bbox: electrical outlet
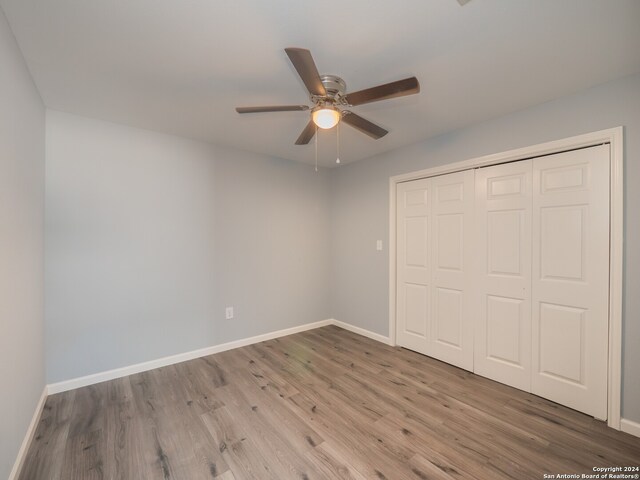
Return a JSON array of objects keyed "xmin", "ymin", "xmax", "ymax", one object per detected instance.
[{"xmin": 225, "ymin": 306, "xmax": 234, "ymax": 320}]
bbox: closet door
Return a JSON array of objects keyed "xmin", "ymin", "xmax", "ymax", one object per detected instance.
[
  {"xmin": 429, "ymin": 170, "xmax": 475, "ymax": 370},
  {"xmin": 396, "ymin": 171, "xmax": 474, "ymax": 371},
  {"xmin": 531, "ymin": 145, "xmax": 610, "ymax": 419},
  {"xmin": 474, "ymin": 161, "xmax": 533, "ymax": 390},
  {"xmin": 396, "ymin": 178, "xmax": 432, "ymax": 354}
]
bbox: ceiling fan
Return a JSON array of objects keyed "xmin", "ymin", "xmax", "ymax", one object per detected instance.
[{"xmin": 235, "ymin": 48, "xmax": 420, "ymax": 145}]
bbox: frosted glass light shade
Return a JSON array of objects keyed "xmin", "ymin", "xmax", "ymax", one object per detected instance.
[{"xmin": 312, "ymin": 107, "xmax": 340, "ymax": 129}]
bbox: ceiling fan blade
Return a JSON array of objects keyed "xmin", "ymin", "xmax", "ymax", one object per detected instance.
[
  {"xmin": 345, "ymin": 77, "xmax": 420, "ymax": 106},
  {"xmin": 236, "ymin": 105, "xmax": 309, "ymax": 114},
  {"xmin": 295, "ymin": 120, "xmax": 317, "ymax": 145},
  {"xmin": 341, "ymin": 112, "xmax": 388, "ymax": 139},
  {"xmin": 285, "ymin": 48, "xmax": 327, "ymax": 97}
]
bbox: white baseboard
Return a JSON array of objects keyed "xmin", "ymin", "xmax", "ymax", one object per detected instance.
[
  {"xmin": 332, "ymin": 319, "xmax": 393, "ymax": 345},
  {"xmin": 47, "ymin": 318, "xmax": 393, "ymax": 395},
  {"xmin": 8, "ymin": 386, "xmax": 48, "ymax": 480},
  {"xmin": 620, "ymin": 418, "xmax": 640, "ymax": 438},
  {"xmin": 47, "ymin": 319, "xmax": 334, "ymax": 394}
]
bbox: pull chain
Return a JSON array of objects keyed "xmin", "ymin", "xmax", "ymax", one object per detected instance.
[
  {"xmin": 314, "ymin": 125, "xmax": 318, "ymax": 172},
  {"xmin": 336, "ymin": 122, "xmax": 341, "ymax": 164}
]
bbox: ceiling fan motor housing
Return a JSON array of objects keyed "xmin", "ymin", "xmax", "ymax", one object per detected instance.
[{"xmin": 319, "ymin": 75, "xmax": 346, "ymax": 99}]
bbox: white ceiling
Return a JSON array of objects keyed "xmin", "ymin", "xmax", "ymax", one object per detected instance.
[{"xmin": 2, "ymin": 0, "xmax": 639, "ymax": 167}]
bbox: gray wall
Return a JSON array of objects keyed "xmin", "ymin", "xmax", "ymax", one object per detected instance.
[
  {"xmin": 45, "ymin": 111, "xmax": 331, "ymax": 383},
  {"xmin": 0, "ymin": 6, "xmax": 45, "ymax": 479},
  {"xmin": 329, "ymin": 72, "xmax": 640, "ymax": 422}
]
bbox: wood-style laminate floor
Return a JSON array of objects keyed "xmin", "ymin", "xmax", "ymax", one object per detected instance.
[{"xmin": 20, "ymin": 325, "xmax": 640, "ymax": 480}]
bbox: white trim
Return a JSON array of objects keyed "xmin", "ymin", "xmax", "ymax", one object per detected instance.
[
  {"xmin": 8, "ymin": 386, "xmax": 48, "ymax": 480},
  {"xmin": 388, "ymin": 127, "xmax": 624, "ymax": 429},
  {"xmin": 46, "ymin": 318, "xmax": 396, "ymax": 395},
  {"xmin": 332, "ymin": 319, "xmax": 393, "ymax": 345},
  {"xmin": 390, "ymin": 128, "xmax": 621, "ymax": 184},
  {"xmin": 620, "ymin": 419, "xmax": 640, "ymax": 439},
  {"xmin": 607, "ymin": 127, "xmax": 624, "ymax": 430},
  {"xmin": 389, "ymin": 177, "xmax": 397, "ymax": 346},
  {"xmin": 48, "ymin": 319, "xmax": 333, "ymax": 394}
]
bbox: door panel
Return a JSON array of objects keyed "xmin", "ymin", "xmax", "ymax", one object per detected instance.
[
  {"xmin": 430, "ymin": 170, "xmax": 474, "ymax": 369},
  {"xmin": 487, "ymin": 210, "xmax": 523, "ymax": 276},
  {"xmin": 486, "ymin": 295, "xmax": 524, "ymax": 367},
  {"xmin": 436, "ymin": 214, "xmax": 463, "ymax": 270},
  {"xmin": 396, "ymin": 178, "xmax": 431, "ymax": 353},
  {"xmin": 404, "ymin": 283, "xmax": 429, "ymax": 336},
  {"xmin": 396, "ymin": 170, "xmax": 474, "ymax": 370},
  {"xmin": 474, "ymin": 161, "xmax": 532, "ymax": 391},
  {"xmin": 434, "ymin": 287, "xmax": 462, "ymax": 348},
  {"xmin": 538, "ymin": 302, "xmax": 585, "ymax": 384},
  {"xmin": 540, "ymin": 206, "xmax": 586, "ymax": 281},
  {"xmin": 532, "ymin": 145, "xmax": 610, "ymax": 419},
  {"xmin": 405, "ymin": 217, "xmax": 428, "ymax": 268}
]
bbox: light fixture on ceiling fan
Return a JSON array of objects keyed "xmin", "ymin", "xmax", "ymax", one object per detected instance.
[
  {"xmin": 312, "ymin": 105, "xmax": 340, "ymax": 129},
  {"xmin": 235, "ymin": 48, "xmax": 420, "ymax": 144}
]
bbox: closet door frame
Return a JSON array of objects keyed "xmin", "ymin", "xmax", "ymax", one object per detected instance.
[{"xmin": 389, "ymin": 127, "xmax": 623, "ymax": 430}]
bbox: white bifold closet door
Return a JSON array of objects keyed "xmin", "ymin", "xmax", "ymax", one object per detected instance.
[
  {"xmin": 474, "ymin": 144, "xmax": 609, "ymax": 418},
  {"xmin": 396, "ymin": 170, "xmax": 474, "ymax": 371},
  {"xmin": 474, "ymin": 160, "xmax": 533, "ymax": 391},
  {"xmin": 397, "ymin": 144, "xmax": 610, "ymax": 419},
  {"xmin": 531, "ymin": 145, "xmax": 610, "ymax": 419}
]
